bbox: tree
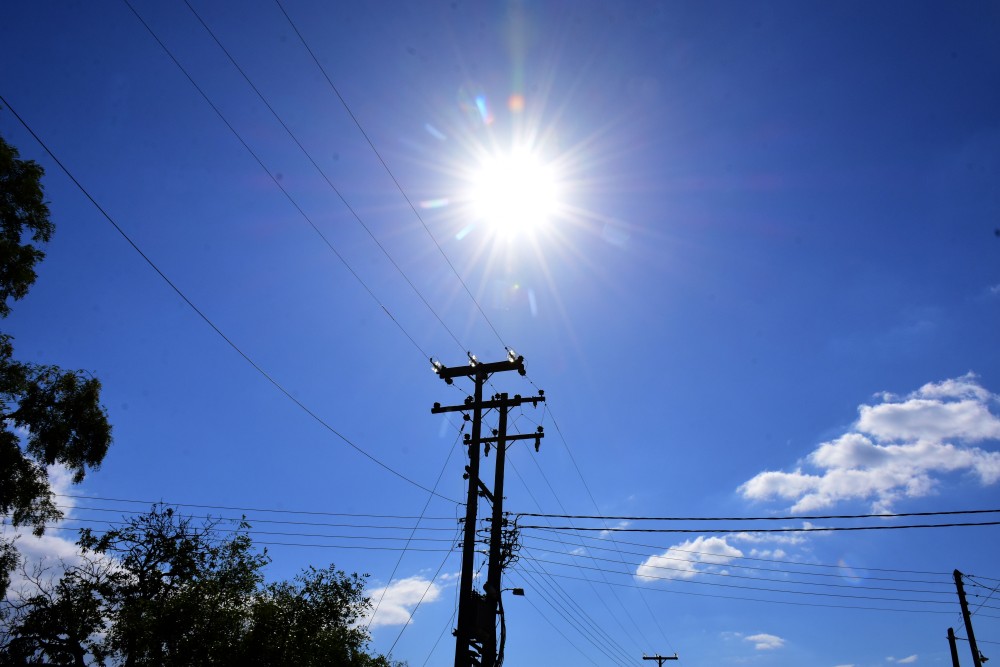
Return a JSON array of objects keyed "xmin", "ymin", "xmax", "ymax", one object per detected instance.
[
  {"xmin": 0, "ymin": 129, "xmax": 112, "ymax": 597},
  {"xmin": 1, "ymin": 505, "xmax": 404, "ymax": 666}
]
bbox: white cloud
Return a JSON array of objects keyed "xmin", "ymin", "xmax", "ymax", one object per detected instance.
[
  {"xmin": 363, "ymin": 575, "xmax": 447, "ymax": 628},
  {"xmin": 888, "ymin": 656, "xmax": 918, "ymax": 664},
  {"xmin": 739, "ymin": 374, "xmax": 1000, "ymax": 511},
  {"xmin": 4, "ymin": 465, "xmax": 92, "ymax": 598},
  {"xmin": 833, "ymin": 664, "xmax": 855, "ymax": 667},
  {"xmin": 635, "ymin": 536, "xmax": 742, "ymax": 582},
  {"xmin": 599, "ymin": 520, "xmax": 631, "ymax": 538},
  {"xmin": 745, "ymin": 633, "xmax": 785, "ymax": 650}
]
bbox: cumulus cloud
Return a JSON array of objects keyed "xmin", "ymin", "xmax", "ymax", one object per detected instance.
[
  {"xmin": 3, "ymin": 465, "xmax": 93, "ymax": 598},
  {"xmin": 739, "ymin": 374, "xmax": 1000, "ymax": 511},
  {"xmin": 363, "ymin": 575, "xmax": 447, "ymax": 628},
  {"xmin": 635, "ymin": 536, "xmax": 742, "ymax": 582},
  {"xmin": 745, "ymin": 633, "xmax": 785, "ymax": 650}
]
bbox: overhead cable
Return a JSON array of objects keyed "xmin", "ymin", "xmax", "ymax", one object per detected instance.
[{"xmin": 0, "ymin": 93, "xmax": 457, "ymax": 506}]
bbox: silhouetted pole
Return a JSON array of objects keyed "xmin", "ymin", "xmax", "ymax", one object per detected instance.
[
  {"xmin": 432, "ymin": 352, "xmax": 541, "ymax": 667},
  {"xmin": 954, "ymin": 570, "xmax": 982, "ymax": 667},
  {"xmin": 948, "ymin": 627, "xmax": 961, "ymax": 667},
  {"xmin": 643, "ymin": 654, "xmax": 679, "ymax": 666}
]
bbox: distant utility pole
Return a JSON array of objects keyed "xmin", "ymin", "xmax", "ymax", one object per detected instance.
[
  {"xmin": 954, "ymin": 570, "xmax": 983, "ymax": 667},
  {"xmin": 643, "ymin": 654, "xmax": 679, "ymax": 665},
  {"xmin": 432, "ymin": 351, "xmax": 544, "ymax": 667}
]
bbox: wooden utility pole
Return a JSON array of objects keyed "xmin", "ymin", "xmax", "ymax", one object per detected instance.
[
  {"xmin": 432, "ymin": 352, "xmax": 543, "ymax": 667},
  {"xmin": 643, "ymin": 654, "xmax": 679, "ymax": 666},
  {"xmin": 954, "ymin": 570, "xmax": 983, "ymax": 667},
  {"xmin": 948, "ymin": 627, "xmax": 961, "ymax": 667}
]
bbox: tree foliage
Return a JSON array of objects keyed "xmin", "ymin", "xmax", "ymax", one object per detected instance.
[
  {"xmin": 1, "ymin": 506, "xmax": 403, "ymax": 666},
  {"xmin": 0, "ymin": 130, "xmax": 112, "ymax": 597}
]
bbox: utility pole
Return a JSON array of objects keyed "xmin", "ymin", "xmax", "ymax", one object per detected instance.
[
  {"xmin": 954, "ymin": 570, "xmax": 983, "ymax": 667},
  {"xmin": 948, "ymin": 627, "xmax": 961, "ymax": 667},
  {"xmin": 432, "ymin": 351, "xmax": 544, "ymax": 667},
  {"xmin": 643, "ymin": 654, "xmax": 679, "ymax": 666}
]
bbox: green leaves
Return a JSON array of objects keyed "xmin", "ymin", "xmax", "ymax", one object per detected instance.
[
  {"xmin": 0, "ymin": 134, "xmax": 53, "ymax": 318},
  {"xmin": 3, "ymin": 506, "xmax": 402, "ymax": 666},
  {"xmin": 0, "ymin": 132, "xmax": 112, "ymax": 598}
]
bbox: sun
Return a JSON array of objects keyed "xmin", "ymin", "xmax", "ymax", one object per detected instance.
[{"xmin": 470, "ymin": 149, "xmax": 559, "ymax": 236}]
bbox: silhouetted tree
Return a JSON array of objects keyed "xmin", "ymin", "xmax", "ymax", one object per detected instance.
[
  {"xmin": 0, "ymin": 129, "xmax": 113, "ymax": 597},
  {"xmin": 1, "ymin": 505, "xmax": 404, "ymax": 666}
]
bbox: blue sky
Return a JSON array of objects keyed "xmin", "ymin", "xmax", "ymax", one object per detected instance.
[{"xmin": 2, "ymin": 1, "xmax": 999, "ymax": 665}]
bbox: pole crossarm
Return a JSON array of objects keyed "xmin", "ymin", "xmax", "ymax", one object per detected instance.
[
  {"xmin": 432, "ymin": 393, "xmax": 544, "ymax": 414},
  {"xmin": 478, "ymin": 429, "xmax": 543, "ymax": 445},
  {"xmin": 431, "ymin": 353, "xmax": 526, "ymax": 383},
  {"xmin": 643, "ymin": 654, "xmax": 679, "ymax": 665}
]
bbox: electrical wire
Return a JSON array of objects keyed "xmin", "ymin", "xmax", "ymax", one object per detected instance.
[
  {"xmin": 510, "ymin": 573, "xmax": 601, "ymax": 667},
  {"xmin": 506, "ymin": 456, "xmax": 651, "ymax": 656},
  {"xmin": 274, "ymin": 0, "xmax": 508, "ymax": 350},
  {"xmin": 528, "ymin": 530, "xmax": 958, "ymax": 577},
  {"xmin": 365, "ymin": 424, "xmax": 463, "ymax": 632},
  {"xmin": 520, "ymin": 520, "xmax": 1000, "ymax": 533},
  {"xmin": 516, "ymin": 508, "xmax": 1000, "ymax": 522},
  {"xmin": 520, "ymin": 555, "xmax": 995, "ymax": 610},
  {"xmin": 183, "ymin": 0, "xmax": 468, "ymax": 357},
  {"xmin": 54, "ymin": 494, "xmax": 455, "ymax": 521},
  {"xmin": 530, "ymin": 399, "xmax": 677, "ymax": 653},
  {"xmin": 530, "ymin": 567, "xmax": 977, "ymax": 617},
  {"xmin": 518, "ymin": 549, "xmax": 642, "ymax": 662},
  {"xmin": 0, "ymin": 93, "xmax": 458, "ymax": 506},
  {"xmin": 522, "ymin": 544, "xmax": 955, "ymax": 596},
  {"xmin": 522, "ymin": 533, "xmax": 955, "ymax": 586},
  {"xmin": 5, "ymin": 519, "xmax": 457, "ymax": 545},
  {"xmin": 421, "ymin": 607, "xmax": 457, "ymax": 667},
  {"xmin": 4, "ymin": 523, "xmax": 452, "ymax": 553},
  {"xmin": 54, "ymin": 504, "xmax": 458, "ymax": 529},
  {"xmin": 514, "ymin": 563, "xmax": 631, "ymax": 667},
  {"xmin": 121, "ymin": 0, "xmax": 436, "ymax": 362},
  {"xmin": 387, "ymin": 539, "xmax": 459, "ymax": 655}
]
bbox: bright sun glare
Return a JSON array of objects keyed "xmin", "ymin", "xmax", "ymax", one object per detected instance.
[{"xmin": 470, "ymin": 150, "xmax": 558, "ymax": 235}]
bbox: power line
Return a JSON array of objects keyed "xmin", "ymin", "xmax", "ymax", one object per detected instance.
[
  {"xmin": 516, "ymin": 508, "xmax": 1000, "ymax": 522},
  {"xmin": 522, "ymin": 544, "xmax": 955, "ymax": 596},
  {"xmin": 56, "ymin": 504, "xmax": 458, "ymax": 529},
  {"xmin": 274, "ymin": 0, "xmax": 508, "ymax": 350},
  {"xmin": 530, "ymin": 530, "xmax": 958, "ymax": 577},
  {"xmin": 6, "ymin": 519, "xmax": 458, "ymax": 545},
  {"xmin": 366, "ymin": 426, "xmax": 462, "ymax": 632},
  {"xmin": 421, "ymin": 607, "xmax": 458, "ymax": 667},
  {"xmin": 5, "ymin": 525, "xmax": 453, "ymax": 553},
  {"xmin": 523, "ymin": 533, "xmax": 954, "ymax": 586},
  {"xmin": 514, "ymin": 563, "xmax": 632, "ymax": 667},
  {"xmin": 531, "ymin": 399, "xmax": 677, "ymax": 653},
  {"xmin": 527, "ymin": 567, "xmax": 978, "ymax": 617},
  {"xmin": 506, "ymin": 454, "xmax": 653, "ymax": 656},
  {"xmin": 521, "ymin": 555, "xmax": 982, "ymax": 609},
  {"xmin": 182, "ymin": 0, "xmax": 468, "ymax": 356},
  {"xmin": 0, "ymin": 93, "xmax": 458, "ymax": 506},
  {"xmin": 518, "ymin": 549, "xmax": 637, "ymax": 662},
  {"xmin": 121, "ymin": 0, "xmax": 435, "ymax": 361},
  {"xmin": 387, "ymin": 533, "xmax": 460, "ymax": 655},
  {"xmin": 521, "ymin": 520, "xmax": 1000, "ymax": 533},
  {"xmin": 510, "ymin": 574, "xmax": 601, "ymax": 667},
  {"xmin": 54, "ymin": 494, "xmax": 454, "ymax": 520}
]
